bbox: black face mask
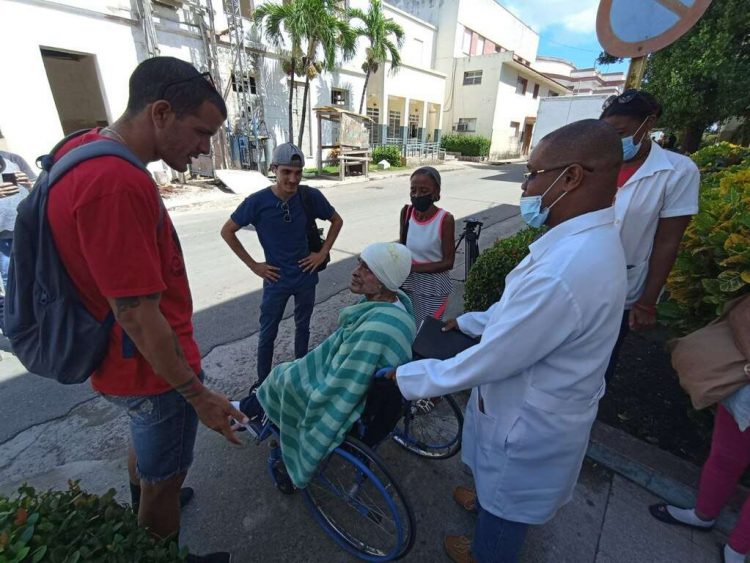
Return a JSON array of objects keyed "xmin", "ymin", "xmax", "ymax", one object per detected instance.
[{"xmin": 411, "ymin": 194, "xmax": 433, "ymax": 212}]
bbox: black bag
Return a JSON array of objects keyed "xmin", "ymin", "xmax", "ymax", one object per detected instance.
[
  {"xmin": 5, "ymin": 130, "xmax": 156, "ymax": 384},
  {"xmin": 412, "ymin": 316, "xmax": 480, "ymax": 360},
  {"xmin": 298, "ymin": 185, "xmax": 330, "ymax": 272}
]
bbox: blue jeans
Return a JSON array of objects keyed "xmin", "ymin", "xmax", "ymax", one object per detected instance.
[
  {"xmin": 471, "ymin": 501, "xmax": 528, "ymax": 563},
  {"xmin": 101, "ymin": 372, "xmax": 203, "ymax": 483},
  {"xmin": 257, "ymin": 284, "xmax": 316, "ymax": 382}
]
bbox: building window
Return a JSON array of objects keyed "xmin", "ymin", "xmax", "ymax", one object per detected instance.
[
  {"xmin": 510, "ymin": 121, "xmax": 520, "ymax": 137},
  {"xmin": 331, "ymin": 88, "xmax": 349, "ymax": 108},
  {"xmin": 231, "ymin": 72, "xmax": 257, "ymax": 94},
  {"xmin": 532, "ymin": 84, "xmax": 540, "ymax": 99},
  {"xmin": 388, "ymin": 110, "xmax": 401, "ymax": 139},
  {"xmin": 515, "ymin": 76, "xmax": 528, "ymax": 95},
  {"xmin": 463, "ymin": 70, "xmax": 483, "ymax": 85},
  {"xmin": 495, "ymin": 44, "xmax": 506, "ymax": 53},
  {"xmin": 475, "ymin": 36, "xmax": 485, "ymax": 55},
  {"xmin": 462, "ymin": 27, "xmax": 472, "ymax": 55},
  {"xmin": 456, "ymin": 118, "xmax": 477, "ymax": 133}
]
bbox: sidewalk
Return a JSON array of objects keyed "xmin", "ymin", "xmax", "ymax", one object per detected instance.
[
  {"xmin": 0, "ymin": 197, "xmax": 729, "ymax": 562},
  {"xmin": 160, "ymin": 160, "xmax": 478, "ymax": 212}
]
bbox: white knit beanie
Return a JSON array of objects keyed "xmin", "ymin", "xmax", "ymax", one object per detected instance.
[{"xmin": 360, "ymin": 242, "xmax": 412, "ymax": 291}]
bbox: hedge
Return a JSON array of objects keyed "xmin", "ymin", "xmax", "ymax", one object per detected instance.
[
  {"xmin": 660, "ymin": 143, "xmax": 750, "ymax": 334},
  {"xmin": 440, "ymin": 134, "xmax": 491, "ymax": 157},
  {"xmin": 464, "ymin": 227, "xmax": 543, "ymax": 312},
  {"xmin": 372, "ymin": 145, "xmax": 401, "ymax": 167},
  {"xmin": 0, "ymin": 482, "xmax": 186, "ymax": 562}
]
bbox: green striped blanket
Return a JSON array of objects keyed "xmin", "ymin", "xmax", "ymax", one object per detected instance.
[{"xmin": 256, "ymin": 291, "xmax": 416, "ymax": 488}]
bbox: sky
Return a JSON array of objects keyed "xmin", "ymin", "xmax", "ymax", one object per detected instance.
[{"xmin": 496, "ymin": 0, "xmax": 629, "ymax": 73}]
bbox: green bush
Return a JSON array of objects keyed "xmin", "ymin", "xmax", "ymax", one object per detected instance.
[
  {"xmin": 440, "ymin": 134, "xmax": 491, "ymax": 157},
  {"xmin": 659, "ymin": 146, "xmax": 750, "ymax": 334},
  {"xmin": 464, "ymin": 227, "xmax": 543, "ymax": 312},
  {"xmin": 0, "ymin": 482, "xmax": 186, "ymax": 562},
  {"xmin": 372, "ymin": 145, "xmax": 402, "ymax": 167},
  {"xmin": 689, "ymin": 142, "xmax": 750, "ymax": 173}
]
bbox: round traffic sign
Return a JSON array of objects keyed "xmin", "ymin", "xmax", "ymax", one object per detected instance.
[{"xmin": 597, "ymin": 0, "xmax": 713, "ymax": 58}]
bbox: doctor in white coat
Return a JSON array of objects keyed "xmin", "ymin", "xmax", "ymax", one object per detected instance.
[{"xmin": 384, "ymin": 120, "xmax": 628, "ymax": 563}]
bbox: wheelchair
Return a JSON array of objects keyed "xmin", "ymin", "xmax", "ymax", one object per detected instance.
[{"xmin": 252, "ymin": 373, "xmax": 464, "ymax": 561}]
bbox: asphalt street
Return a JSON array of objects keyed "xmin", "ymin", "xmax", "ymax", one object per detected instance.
[{"xmin": 0, "ymin": 162, "xmax": 524, "ymax": 448}]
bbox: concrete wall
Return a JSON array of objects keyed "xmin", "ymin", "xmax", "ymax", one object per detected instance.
[
  {"xmin": 0, "ymin": 0, "xmax": 141, "ymax": 165},
  {"xmin": 489, "ymin": 63, "xmax": 567, "ymax": 158},
  {"xmin": 535, "ymin": 57, "xmax": 576, "ymax": 77},
  {"xmin": 455, "ymin": 0, "xmax": 538, "ymax": 62},
  {"xmin": 443, "ymin": 54, "xmax": 505, "ymax": 139},
  {"xmin": 41, "ymin": 53, "xmax": 110, "ymax": 134}
]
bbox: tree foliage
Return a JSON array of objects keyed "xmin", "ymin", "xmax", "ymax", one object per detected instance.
[
  {"xmin": 597, "ymin": 0, "xmax": 749, "ymax": 152},
  {"xmin": 253, "ymin": 0, "xmax": 357, "ymax": 145},
  {"xmin": 349, "ymin": 0, "xmax": 405, "ymax": 114}
]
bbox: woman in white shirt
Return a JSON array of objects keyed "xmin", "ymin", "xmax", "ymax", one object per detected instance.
[
  {"xmin": 399, "ymin": 166, "xmax": 456, "ymax": 327},
  {"xmin": 600, "ymin": 90, "xmax": 700, "ymax": 382}
]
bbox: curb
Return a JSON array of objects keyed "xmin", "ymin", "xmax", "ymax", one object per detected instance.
[{"xmin": 587, "ymin": 421, "xmax": 743, "ymax": 535}]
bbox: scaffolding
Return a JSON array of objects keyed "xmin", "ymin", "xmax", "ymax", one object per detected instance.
[{"xmin": 136, "ymin": 0, "xmax": 267, "ymax": 174}]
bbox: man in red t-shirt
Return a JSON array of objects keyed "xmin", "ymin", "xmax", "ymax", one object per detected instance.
[{"xmin": 47, "ymin": 57, "xmax": 246, "ymax": 562}]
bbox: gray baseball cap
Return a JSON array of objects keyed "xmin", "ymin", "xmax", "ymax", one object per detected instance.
[{"xmin": 271, "ymin": 142, "xmax": 305, "ymax": 167}]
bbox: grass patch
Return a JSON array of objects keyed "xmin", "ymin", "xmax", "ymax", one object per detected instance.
[{"xmin": 302, "ymin": 163, "xmax": 410, "ymax": 178}]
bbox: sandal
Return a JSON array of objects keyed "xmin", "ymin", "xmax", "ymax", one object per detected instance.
[{"xmin": 648, "ymin": 503, "xmax": 715, "ymax": 532}]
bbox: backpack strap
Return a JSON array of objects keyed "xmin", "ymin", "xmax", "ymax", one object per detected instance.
[
  {"xmin": 400, "ymin": 205, "xmax": 413, "ymax": 244},
  {"xmin": 47, "ymin": 140, "xmax": 149, "ymax": 186},
  {"xmin": 298, "ymin": 185, "xmax": 315, "ymax": 230},
  {"xmin": 37, "ymin": 128, "xmax": 94, "ymax": 172},
  {"xmin": 45, "ymin": 139, "xmax": 161, "ymax": 359}
]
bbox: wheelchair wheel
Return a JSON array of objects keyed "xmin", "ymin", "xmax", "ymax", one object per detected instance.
[
  {"xmin": 392, "ymin": 394, "xmax": 463, "ymax": 459},
  {"xmin": 302, "ymin": 437, "xmax": 416, "ymax": 561}
]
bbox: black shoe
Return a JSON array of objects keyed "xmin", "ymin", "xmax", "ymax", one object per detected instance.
[
  {"xmin": 186, "ymin": 552, "xmax": 232, "ymax": 563},
  {"xmin": 179, "ymin": 486, "xmax": 194, "ymax": 509}
]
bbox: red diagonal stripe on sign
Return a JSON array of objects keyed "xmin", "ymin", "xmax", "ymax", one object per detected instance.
[{"xmin": 655, "ymin": 0, "xmax": 690, "ymax": 17}]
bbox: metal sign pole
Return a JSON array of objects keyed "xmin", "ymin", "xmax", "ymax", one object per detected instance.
[{"xmin": 625, "ymin": 56, "xmax": 648, "ymax": 89}]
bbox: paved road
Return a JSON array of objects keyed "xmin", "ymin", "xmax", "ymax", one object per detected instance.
[
  {"xmin": 0, "ymin": 163, "xmax": 525, "ymax": 445},
  {"xmin": 0, "ymin": 162, "xmax": 722, "ymax": 562}
]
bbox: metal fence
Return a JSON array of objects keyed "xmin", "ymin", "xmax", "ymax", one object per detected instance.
[{"xmin": 372, "ymin": 139, "xmax": 445, "ymax": 161}]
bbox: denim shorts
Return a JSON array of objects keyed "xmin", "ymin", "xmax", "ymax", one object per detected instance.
[{"xmin": 103, "ymin": 372, "xmax": 203, "ymax": 483}]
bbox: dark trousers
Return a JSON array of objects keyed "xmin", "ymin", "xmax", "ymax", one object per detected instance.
[
  {"xmin": 471, "ymin": 500, "xmax": 529, "ymax": 562},
  {"xmin": 257, "ymin": 284, "xmax": 316, "ymax": 382},
  {"xmin": 604, "ymin": 310, "xmax": 631, "ymax": 384}
]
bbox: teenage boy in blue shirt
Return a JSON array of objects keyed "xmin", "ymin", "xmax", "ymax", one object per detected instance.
[{"xmin": 221, "ymin": 143, "xmax": 343, "ymax": 384}]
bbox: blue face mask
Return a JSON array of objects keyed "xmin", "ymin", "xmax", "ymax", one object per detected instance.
[
  {"xmin": 519, "ymin": 167, "xmax": 569, "ymax": 228},
  {"xmin": 621, "ymin": 116, "xmax": 651, "ymax": 161}
]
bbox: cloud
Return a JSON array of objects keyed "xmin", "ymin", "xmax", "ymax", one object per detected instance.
[{"xmin": 500, "ymin": 0, "xmax": 599, "ymax": 35}]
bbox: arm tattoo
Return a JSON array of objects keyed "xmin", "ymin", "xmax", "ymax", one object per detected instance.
[
  {"xmin": 114, "ymin": 293, "xmax": 160, "ymax": 316},
  {"xmin": 175, "ymin": 376, "xmax": 204, "ymax": 400}
]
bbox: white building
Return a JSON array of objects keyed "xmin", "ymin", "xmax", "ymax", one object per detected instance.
[
  {"xmin": 388, "ymin": 0, "xmax": 569, "ymax": 159},
  {"xmin": 0, "ymin": 0, "xmax": 445, "ymax": 172},
  {"xmin": 534, "ymin": 56, "xmax": 625, "ymax": 96}
]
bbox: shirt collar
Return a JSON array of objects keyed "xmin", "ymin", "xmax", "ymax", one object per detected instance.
[
  {"xmin": 622, "ymin": 142, "xmax": 674, "ymax": 187},
  {"xmin": 529, "ymin": 207, "xmax": 615, "ymax": 260}
]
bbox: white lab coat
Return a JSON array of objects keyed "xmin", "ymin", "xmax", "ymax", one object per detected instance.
[
  {"xmin": 396, "ymin": 208, "xmax": 627, "ymax": 525},
  {"xmin": 614, "ymin": 142, "xmax": 699, "ymax": 307}
]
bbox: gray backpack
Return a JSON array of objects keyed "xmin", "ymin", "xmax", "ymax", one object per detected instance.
[{"xmin": 4, "ymin": 131, "xmax": 154, "ymax": 384}]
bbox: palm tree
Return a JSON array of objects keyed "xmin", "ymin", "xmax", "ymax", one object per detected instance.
[
  {"xmin": 253, "ymin": 1, "xmax": 310, "ymax": 143},
  {"xmin": 349, "ymin": 0, "xmax": 405, "ymax": 115},
  {"xmin": 296, "ymin": 0, "xmax": 357, "ymax": 147}
]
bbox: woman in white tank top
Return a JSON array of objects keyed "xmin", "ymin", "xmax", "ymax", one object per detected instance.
[{"xmin": 399, "ymin": 167, "xmax": 455, "ymax": 328}]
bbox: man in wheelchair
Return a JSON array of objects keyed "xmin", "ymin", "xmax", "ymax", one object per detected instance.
[{"xmin": 233, "ymin": 242, "xmax": 417, "ymax": 489}]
